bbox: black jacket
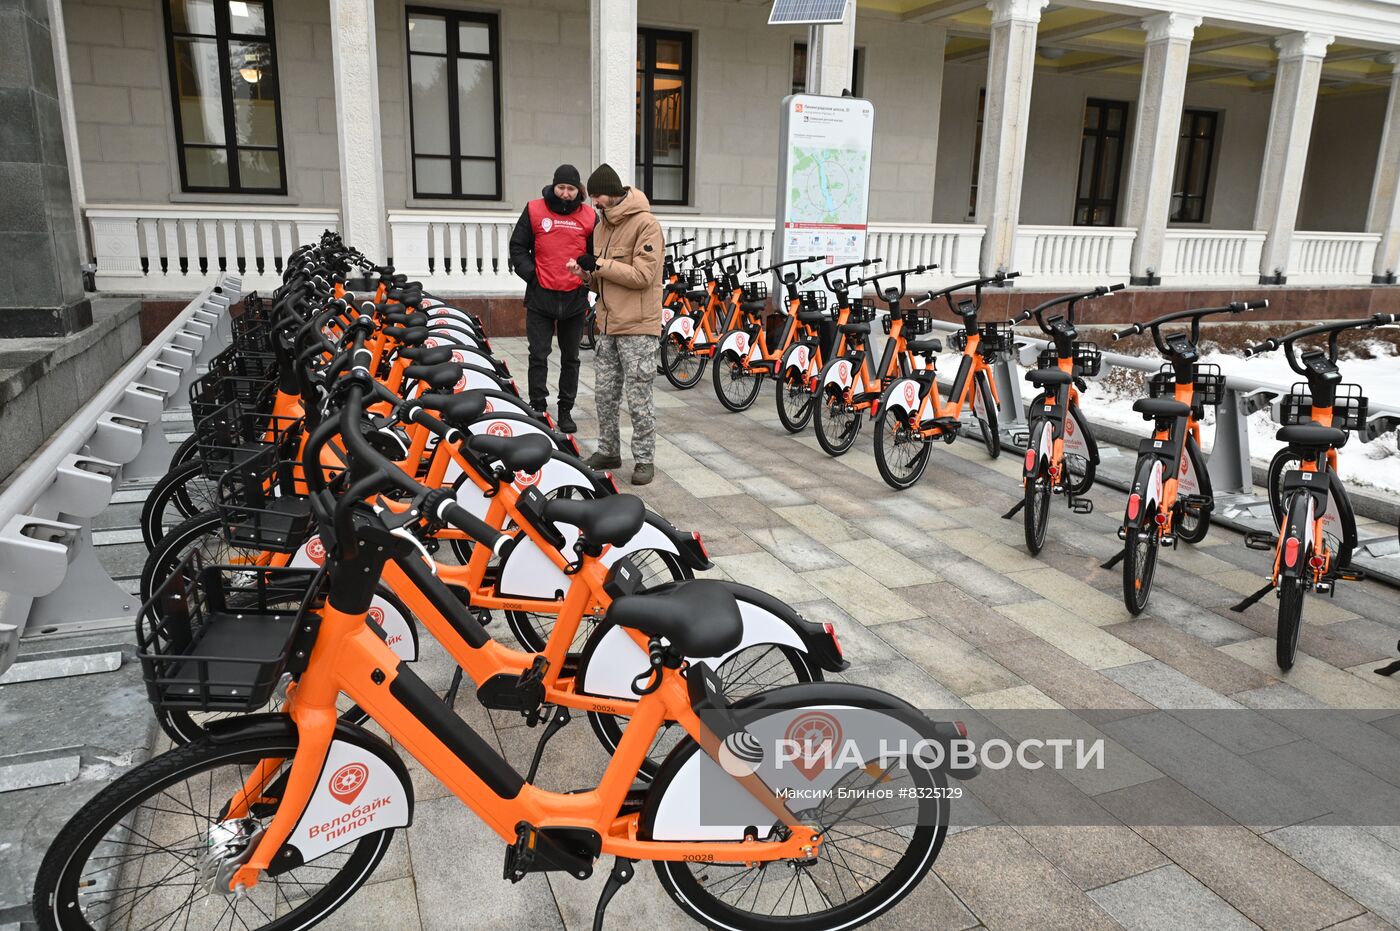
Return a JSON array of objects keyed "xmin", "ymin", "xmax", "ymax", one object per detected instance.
[{"xmin": 509, "ymin": 187, "xmax": 594, "ymax": 320}]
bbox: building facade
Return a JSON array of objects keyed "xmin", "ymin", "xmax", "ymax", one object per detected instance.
[{"xmin": 51, "ymin": 0, "xmax": 1400, "ymax": 295}]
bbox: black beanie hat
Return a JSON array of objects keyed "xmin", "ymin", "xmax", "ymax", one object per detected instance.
[
  {"xmin": 586, "ymin": 163, "xmax": 625, "ymax": 198},
  {"xmin": 552, "ymin": 164, "xmax": 582, "ymax": 189}
]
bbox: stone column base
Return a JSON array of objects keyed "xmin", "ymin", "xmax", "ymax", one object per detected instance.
[{"xmin": 0, "ymin": 300, "xmax": 94, "ymax": 338}]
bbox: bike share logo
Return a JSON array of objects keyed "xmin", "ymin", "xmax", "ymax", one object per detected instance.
[
  {"xmin": 305, "ymin": 536, "xmax": 327, "ymax": 566},
  {"xmin": 1065, "ymin": 417, "xmax": 1076, "ymax": 436},
  {"xmin": 662, "ymin": 307, "xmax": 673, "ymax": 326},
  {"xmin": 784, "ymin": 711, "xmax": 843, "ymax": 781},
  {"xmin": 541, "ymin": 216, "xmax": 554, "ymax": 232},
  {"xmin": 1180, "ymin": 456, "xmax": 1190, "ymax": 476},
  {"xmin": 838, "ymin": 361, "xmax": 852, "ymax": 384},
  {"xmin": 424, "ymin": 337, "xmax": 440, "ymax": 349},
  {"xmin": 903, "ymin": 382, "xmax": 918, "ymax": 408},
  {"xmin": 328, "ymin": 762, "xmax": 370, "ymax": 805},
  {"xmin": 791, "ymin": 346, "xmax": 809, "ymax": 371},
  {"xmin": 514, "ymin": 469, "xmax": 541, "ymax": 488},
  {"xmin": 734, "ymin": 333, "xmax": 748, "ymax": 354},
  {"xmin": 482, "ymin": 399, "xmax": 494, "ymax": 413},
  {"xmin": 486, "ymin": 421, "xmax": 513, "ymax": 438},
  {"xmin": 679, "ymin": 317, "xmax": 694, "ymax": 338}
]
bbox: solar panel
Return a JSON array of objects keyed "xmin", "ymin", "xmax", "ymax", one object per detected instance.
[{"xmin": 768, "ymin": 0, "xmax": 850, "ymax": 25}]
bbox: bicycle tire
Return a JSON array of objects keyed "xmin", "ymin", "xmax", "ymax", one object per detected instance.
[
  {"xmin": 1121, "ymin": 529, "xmax": 1158, "ymax": 616},
  {"xmin": 813, "ymin": 361, "xmax": 863, "ymax": 457},
  {"xmin": 1277, "ymin": 573, "xmax": 1305, "ymax": 670},
  {"xmin": 774, "ymin": 367, "xmax": 816, "ymax": 433},
  {"xmin": 140, "ymin": 460, "xmax": 220, "ymax": 550},
  {"xmin": 170, "ymin": 432, "xmax": 201, "ymax": 470},
  {"xmin": 975, "ymin": 371, "xmax": 1001, "ymax": 459},
  {"xmin": 648, "ymin": 684, "xmax": 949, "ymax": 930},
  {"xmin": 1024, "ymin": 473, "xmax": 1050, "ymax": 555},
  {"xmin": 712, "ymin": 349, "xmax": 764, "ymax": 412},
  {"xmin": 33, "ymin": 734, "xmax": 392, "ymax": 931},
  {"xmin": 660, "ymin": 332, "xmax": 706, "ymax": 389},
  {"xmin": 1267, "ymin": 447, "xmax": 1301, "ymax": 529},
  {"xmin": 140, "ymin": 511, "xmax": 268, "ymax": 614},
  {"xmin": 873, "ymin": 396, "xmax": 932, "ymax": 490}
]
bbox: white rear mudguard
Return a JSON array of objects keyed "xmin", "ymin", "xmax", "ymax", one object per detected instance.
[
  {"xmin": 823, "ymin": 358, "xmax": 855, "ymax": 392},
  {"xmin": 665, "ymin": 314, "xmax": 697, "ymax": 342},
  {"xmin": 579, "ymin": 597, "xmax": 807, "ymax": 700},
  {"xmin": 717, "ymin": 330, "xmax": 761, "ymax": 365},
  {"xmin": 883, "ymin": 377, "xmax": 923, "ymax": 418},
  {"xmin": 780, "ymin": 342, "xmax": 818, "ymax": 381},
  {"xmin": 451, "ymin": 455, "xmax": 596, "ymax": 522},
  {"xmin": 291, "ymin": 538, "xmax": 417, "ymax": 660},
  {"xmin": 496, "ymin": 516, "xmax": 680, "ymax": 600}
]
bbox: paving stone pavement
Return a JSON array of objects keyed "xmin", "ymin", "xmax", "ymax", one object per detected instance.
[{"xmin": 3, "ymin": 335, "xmax": 1400, "ymax": 930}]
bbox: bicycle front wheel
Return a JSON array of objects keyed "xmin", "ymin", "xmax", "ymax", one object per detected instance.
[
  {"xmin": 34, "ymin": 734, "xmax": 393, "ymax": 931},
  {"xmin": 1121, "ymin": 529, "xmax": 1158, "ymax": 615},
  {"xmin": 975, "ymin": 371, "xmax": 1001, "ymax": 459},
  {"xmin": 1277, "ymin": 573, "xmax": 1306, "ymax": 670},
  {"xmin": 140, "ymin": 461, "xmax": 219, "ymax": 550},
  {"xmin": 1024, "ymin": 473, "xmax": 1051, "ymax": 554}
]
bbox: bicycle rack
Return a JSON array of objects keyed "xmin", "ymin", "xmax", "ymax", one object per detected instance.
[{"xmin": 0, "ymin": 276, "xmax": 243, "ymax": 662}]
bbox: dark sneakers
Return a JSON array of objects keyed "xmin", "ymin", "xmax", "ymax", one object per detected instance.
[
  {"xmin": 584, "ymin": 450, "xmax": 621, "ymax": 470},
  {"xmin": 632, "ymin": 463, "xmax": 654, "ymax": 486},
  {"xmin": 557, "ymin": 409, "xmax": 577, "ymax": 434}
]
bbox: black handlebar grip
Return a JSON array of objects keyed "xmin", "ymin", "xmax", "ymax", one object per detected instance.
[
  {"xmin": 1107, "ymin": 283, "xmax": 1126, "ymax": 292},
  {"xmin": 1245, "ymin": 299, "xmax": 1269, "ymax": 310},
  {"xmin": 437, "ymin": 499, "xmax": 509, "ymax": 556},
  {"xmin": 1003, "ymin": 271, "xmax": 1022, "ymax": 279},
  {"xmin": 1376, "ymin": 312, "xmax": 1398, "ymax": 325}
]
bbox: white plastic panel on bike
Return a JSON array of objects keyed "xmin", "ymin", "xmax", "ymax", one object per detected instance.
[
  {"xmin": 1147, "ymin": 461, "xmax": 1164, "ymax": 512},
  {"xmin": 823, "ymin": 358, "xmax": 855, "ymax": 391},
  {"xmin": 291, "ymin": 539, "xmax": 416, "ymax": 661},
  {"xmin": 1029, "ymin": 422, "xmax": 1052, "ymax": 475},
  {"xmin": 1177, "ymin": 446, "xmax": 1201, "ymax": 497},
  {"xmin": 645, "ymin": 704, "xmax": 926, "ymax": 842},
  {"xmin": 1321, "ymin": 487, "xmax": 1343, "ymax": 538},
  {"xmin": 496, "ymin": 518, "xmax": 680, "ymax": 601},
  {"xmin": 972, "ymin": 374, "xmax": 988, "ymax": 421},
  {"xmin": 884, "ymin": 377, "xmax": 923, "ymax": 417},
  {"xmin": 449, "ymin": 457, "xmax": 593, "ymax": 517},
  {"xmin": 448, "ymin": 346, "xmax": 495, "ymax": 372},
  {"xmin": 580, "ymin": 596, "xmax": 808, "ymax": 699},
  {"xmin": 662, "ymin": 307, "xmax": 674, "ymax": 327},
  {"xmin": 781, "ymin": 342, "xmax": 817, "ymax": 379},
  {"xmin": 665, "ymin": 314, "xmax": 696, "ymax": 341},
  {"xmin": 717, "ymin": 329, "xmax": 758, "ymax": 363},
  {"xmin": 285, "ymin": 738, "xmax": 412, "ymax": 863},
  {"xmin": 1063, "ymin": 406, "xmax": 1091, "ymax": 457}
]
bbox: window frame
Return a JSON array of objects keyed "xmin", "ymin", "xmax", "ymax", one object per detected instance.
[
  {"xmin": 790, "ymin": 41, "xmax": 864, "ymax": 96},
  {"xmin": 404, "ymin": 6, "xmax": 505, "ymax": 201},
  {"xmin": 636, "ymin": 27, "xmax": 694, "ymax": 208},
  {"xmin": 1073, "ymin": 97, "xmax": 1130, "ymax": 227},
  {"xmin": 968, "ymin": 87, "xmax": 985, "ymax": 219},
  {"xmin": 1170, "ymin": 108, "xmax": 1220, "ymax": 224},
  {"xmin": 162, "ymin": 0, "xmax": 289, "ymax": 195}
]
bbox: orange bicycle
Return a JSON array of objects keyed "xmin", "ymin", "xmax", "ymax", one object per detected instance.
[
  {"xmin": 709, "ymin": 255, "xmax": 822, "ymax": 413},
  {"xmin": 873, "ymin": 272, "xmax": 1018, "ymax": 489}
]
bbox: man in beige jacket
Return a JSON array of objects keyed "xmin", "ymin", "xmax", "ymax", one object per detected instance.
[{"xmin": 566, "ymin": 164, "xmax": 665, "ymax": 485}]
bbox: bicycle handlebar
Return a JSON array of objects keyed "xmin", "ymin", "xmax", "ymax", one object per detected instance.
[
  {"xmin": 915, "ymin": 271, "xmax": 1020, "ymax": 307},
  {"xmin": 1013, "ymin": 283, "xmax": 1124, "ymax": 325},
  {"xmin": 799, "ymin": 258, "xmax": 880, "ymax": 286},
  {"xmin": 681, "ymin": 241, "xmax": 736, "ymax": 261},
  {"xmin": 855, "ymin": 264, "xmax": 936, "ymax": 288},
  {"xmin": 1243, "ymin": 313, "xmax": 1397, "ymax": 369},
  {"xmin": 757, "ymin": 255, "xmax": 820, "ymax": 274},
  {"xmin": 1111, "ymin": 299, "xmax": 1269, "ymax": 342}
]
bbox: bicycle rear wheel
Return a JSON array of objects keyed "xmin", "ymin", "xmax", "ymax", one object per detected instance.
[
  {"xmin": 33, "ymin": 734, "xmax": 392, "ymax": 931},
  {"xmin": 775, "ymin": 369, "xmax": 816, "ymax": 433},
  {"xmin": 660, "ymin": 332, "xmax": 706, "ymax": 389},
  {"xmin": 813, "ymin": 365, "xmax": 862, "ymax": 457},
  {"xmin": 874, "ymin": 401, "xmax": 931, "ymax": 490},
  {"xmin": 712, "ymin": 350, "xmax": 764, "ymax": 411},
  {"xmin": 1121, "ymin": 529, "xmax": 1158, "ymax": 615}
]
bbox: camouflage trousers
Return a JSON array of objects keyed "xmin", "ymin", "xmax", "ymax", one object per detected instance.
[{"xmin": 594, "ymin": 334, "xmax": 658, "ymax": 463}]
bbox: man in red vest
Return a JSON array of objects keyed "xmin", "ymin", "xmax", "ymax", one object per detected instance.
[{"xmin": 509, "ymin": 164, "xmax": 596, "ymax": 434}]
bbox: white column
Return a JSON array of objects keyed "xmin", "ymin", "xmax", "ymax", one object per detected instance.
[
  {"xmin": 1123, "ymin": 12, "xmax": 1200, "ymax": 284},
  {"xmin": 1365, "ymin": 55, "xmax": 1400, "ymax": 283},
  {"xmin": 46, "ymin": 0, "xmax": 88, "ymax": 264},
  {"xmin": 329, "ymin": 0, "xmax": 387, "ymax": 260},
  {"xmin": 806, "ymin": 0, "xmax": 856, "ymax": 96},
  {"xmin": 591, "ymin": 0, "xmax": 637, "ymax": 184},
  {"xmin": 975, "ymin": 0, "xmax": 1047, "ymax": 277},
  {"xmin": 1254, "ymin": 31, "xmax": 1332, "ymax": 284}
]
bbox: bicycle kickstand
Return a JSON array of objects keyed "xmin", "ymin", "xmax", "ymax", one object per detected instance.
[
  {"xmin": 443, "ymin": 665, "xmax": 465, "ymax": 709},
  {"xmin": 592, "ymin": 857, "xmax": 635, "ymax": 931}
]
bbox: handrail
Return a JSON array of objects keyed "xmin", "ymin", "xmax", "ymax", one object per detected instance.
[{"xmin": 0, "ymin": 274, "xmax": 242, "ymax": 664}]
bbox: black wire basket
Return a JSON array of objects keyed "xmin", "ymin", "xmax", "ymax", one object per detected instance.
[
  {"xmin": 800, "ymin": 291, "xmax": 829, "ymax": 313},
  {"xmin": 978, "ymin": 321, "xmax": 1015, "ymax": 357},
  {"xmin": 1281, "ymin": 382, "xmax": 1369, "ymax": 431},
  {"xmin": 137, "ymin": 552, "xmax": 324, "ymax": 712},
  {"xmin": 194, "ymin": 399, "xmax": 303, "ymax": 479},
  {"xmin": 1035, "ymin": 341, "xmax": 1102, "ymax": 377},
  {"xmin": 742, "ymin": 281, "xmax": 769, "ymax": 303},
  {"xmin": 215, "ymin": 445, "xmax": 314, "ymax": 553},
  {"xmin": 885, "ymin": 312, "xmax": 934, "ymax": 336},
  {"xmin": 1148, "ymin": 363, "xmax": 1225, "ymax": 408},
  {"xmin": 847, "ymin": 299, "xmax": 877, "ymax": 324}
]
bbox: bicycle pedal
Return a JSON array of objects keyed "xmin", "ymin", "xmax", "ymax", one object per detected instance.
[
  {"xmin": 475, "ymin": 655, "xmax": 548, "ymax": 715},
  {"xmin": 1337, "ymin": 568, "xmax": 1367, "ymax": 582},
  {"xmin": 1182, "ymin": 494, "xmax": 1213, "ymax": 509},
  {"xmin": 1243, "ymin": 531, "xmax": 1277, "ymax": 551},
  {"xmin": 503, "ymin": 822, "xmax": 600, "ymax": 884},
  {"xmin": 1070, "ymin": 498, "xmax": 1094, "ymax": 514},
  {"xmin": 919, "ymin": 417, "xmax": 961, "ymax": 435},
  {"xmin": 1012, "ymin": 431, "xmax": 1030, "ymax": 446},
  {"xmin": 850, "ymin": 391, "xmax": 880, "ymax": 405}
]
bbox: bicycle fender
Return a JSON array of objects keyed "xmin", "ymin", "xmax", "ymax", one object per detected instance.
[
  {"xmin": 575, "ymin": 581, "xmax": 827, "ymax": 701},
  {"xmin": 495, "ymin": 509, "xmax": 685, "ymax": 600},
  {"xmin": 823, "ymin": 357, "xmax": 856, "ymax": 392},
  {"xmin": 1123, "ymin": 458, "xmax": 1163, "ymax": 531},
  {"xmin": 1024, "ymin": 419, "xmax": 1053, "ymax": 477},
  {"xmin": 1279, "ymin": 492, "xmax": 1317, "ymax": 579},
  {"xmin": 884, "ymin": 377, "xmax": 924, "ymax": 418},
  {"xmin": 203, "ymin": 715, "xmax": 414, "ymax": 869},
  {"xmin": 419, "ymin": 330, "xmax": 483, "ymax": 352},
  {"xmin": 717, "ymin": 328, "xmax": 760, "ymax": 364},
  {"xmin": 610, "ymin": 510, "xmax": 711, "ymax": 570},
  {"xmin": 445, "ymin": 345, "xmax": 503, "ymax": 376},
  {"xmin": 779, "ymin": 340, "xmax": 818, "ymax": 380},
  {"xmin": 664, "ymin": 313, "xmax": 697, "ymax": 342},
  {"xmin": 290, "ymin": 541, "xmax": 418, "ymax": 662},
  {"xmin": 450, "ymin": 453, "xmax": 599, "ymax": 520},
  {"xmin": 1063, "ymin": 405, "xmax": 1095, "ymax": 461}
]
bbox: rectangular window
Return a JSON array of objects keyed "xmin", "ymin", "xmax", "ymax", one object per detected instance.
[
  {"xmin": 636, "ymin": 28, "xmax": 693, "ymax": 206},
  {"xmin": 1074, "ymin": 98, "xmax": 1129, "ymax": 226},
  {"xmin": 406, "ymin": 8, "xmax": 503, "ymax": 200},
  {"xmin": 1171, "ymin": 109, "xmax": 1219, "ymax": 223},
  {"xmin": 968, "ymin": 88, "xmax": 985, "ymax": 219},
  {"xmin": 790, "ymin": 42, "xmax": 863, "ymax": 96},
  {"xmin": 163, "ymin": 0, "xmax": 287, "ymax": 194}
]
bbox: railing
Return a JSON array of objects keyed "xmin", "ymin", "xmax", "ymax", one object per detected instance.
[
  {"xmin": 387, "ymin": 210, "xmax": 518, "ymax": 292},
  {"xmin": 1288, "ymin": 231, "xmax": 1382, "ymax": 285},
  {"xmin": 1160, "ymin": 229, "xmax": 1266, "ymax": 285},
  {"xmin": 386, "ymin": 211, "xmax": 986, "ymax": 292},
  {"xmin": 1012, "ymin": 225, "xmax": 1136, "ymax": 286},
  {"xmin": 0, "ymin": 276, "xmax": 240, "ymax": 664},
  {"xmin": 85, "ymin": 205, "xmax": 338, "ymax": 294}
]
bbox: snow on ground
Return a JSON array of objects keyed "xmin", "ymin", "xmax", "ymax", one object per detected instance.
[{"xmin": 1032, "ymin": 340, "xmax": 1400, "ymax": 497}]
